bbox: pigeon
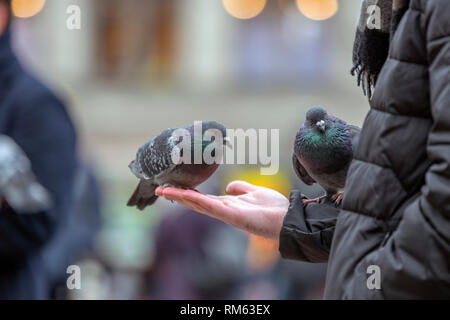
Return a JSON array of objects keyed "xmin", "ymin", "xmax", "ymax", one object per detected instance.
[
  {"xmin": 293, "ymin": 106, "xmax": 360, "ymax": 205},
  {"xmin": 0, "ymin": 135, "xmax": 53, "ymax": 214},
  {"xmin": 127, "ymin": 121, "xmax": 231, "ymax": 210}
]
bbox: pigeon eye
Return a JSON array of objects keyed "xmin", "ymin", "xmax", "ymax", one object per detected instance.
[{"xmin": 308, "ymin": 119, "xmax": 313, "ymax": 123}]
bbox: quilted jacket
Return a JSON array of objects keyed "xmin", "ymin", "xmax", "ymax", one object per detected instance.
[{"xmin": 279, "ymin": 0, "xmax": 450, "ymax": 299}]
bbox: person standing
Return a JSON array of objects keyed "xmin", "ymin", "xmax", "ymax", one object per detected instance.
[
  {"xmin": 158, "ymin": 0, "xmax": 450, "ymax": 299},
  {"xmin": 0, "ymin": 0, "xmax": 78, "ymax": 299}
]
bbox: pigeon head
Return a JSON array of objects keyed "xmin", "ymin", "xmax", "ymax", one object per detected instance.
[
  {"xmin": 173, "ymin": 121, "xmax": 231, "ymax": 158},
  {"xmin": 306, "ymin": 106, "xmax": 329, "ymax": 134},
  {"xmin": 200, "ymin": 121, "xmax": 227, "ymax": 138},
  {"xmin": 193, "ymin": 120, "xmax": 230, "ymax": 150}
]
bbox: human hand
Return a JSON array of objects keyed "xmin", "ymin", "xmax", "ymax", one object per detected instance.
[{"xmin": 155, "ymin": 181, "xmax": 289, "ymax": 241}]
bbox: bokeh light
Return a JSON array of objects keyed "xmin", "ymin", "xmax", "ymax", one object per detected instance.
[
  {"xmin": 12, "ymin": 0, "xmax": 46, "ymax": 18},
  {"xmin": 296, "ymin": 0, "xmax": 338, "ymax": 21},
  {"xmin": 222, "ymin": 0, "xmax": 266, "ymax": 20}
]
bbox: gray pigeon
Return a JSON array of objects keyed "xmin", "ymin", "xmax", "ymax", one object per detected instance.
[
  {"xmin": 127, "ymin": 121, "xmax": 230, "ymax": 210},
  {"xmin": 0, "ymin": 135, "xmax": 53, "ymax": 214},
  {"xmin": 293, "ymin": 106, "xmax": 360, "ymax": 204}
]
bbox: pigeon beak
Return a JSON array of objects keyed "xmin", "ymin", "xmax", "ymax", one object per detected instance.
[
  {"xmin": 316, "ymin": 120, "xmax": 326, "ymax": 133},
  {"xmin": 224, "ymin": 137, "xmax": 232, "ymax": 149}
]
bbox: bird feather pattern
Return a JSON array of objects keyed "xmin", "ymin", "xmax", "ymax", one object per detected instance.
[
  {"xmin": 127, "ymin": 121, "xmax": 229, "ymax": 210},
  {"xmin": 293, "ymin": 106, "xmax": 361, "ymax": 203}
]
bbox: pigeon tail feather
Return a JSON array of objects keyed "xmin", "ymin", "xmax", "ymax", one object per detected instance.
[{"xmin": 127, "ymin": 181, "xmax": 158, "ymax": 210}]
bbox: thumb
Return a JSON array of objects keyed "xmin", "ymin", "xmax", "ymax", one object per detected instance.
[{"xmin": 226, "ymin": 180, "xmax": 259, "ymax": 196}]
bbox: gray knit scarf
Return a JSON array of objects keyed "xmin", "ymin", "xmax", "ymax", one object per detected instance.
[{"xmin": 351, "ymin": 0, "xmax": 409, "ymax": 98}]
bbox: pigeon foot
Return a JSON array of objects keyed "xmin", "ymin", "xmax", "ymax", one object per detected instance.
[
  {"xmin": 331, "ymin": 193, "xmax": 344, "ymax": 205},
  {"xmin": 302, "ymin": 195, "xmax": 328, "ymax": 204}
]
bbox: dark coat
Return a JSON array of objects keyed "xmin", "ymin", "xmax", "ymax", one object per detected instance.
[
  {"xmin": 0, "ymin": 30, "xmax": 78, "ymax": 299},
  {"xmin": 279, "ymin": 0, "xmax": 450, "ymax": 299}
]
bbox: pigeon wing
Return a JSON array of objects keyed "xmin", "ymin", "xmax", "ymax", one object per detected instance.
[
  {"xmin": 292, "ymin": 153, "xmax": 315, "ymax": 185},
  {"xmin": 137, "ymin": 129, "xmax": 178, "ymax": 180},
  {"xmin": 348, "ymin": 125, "xmax": 361, "ymax": 151}
]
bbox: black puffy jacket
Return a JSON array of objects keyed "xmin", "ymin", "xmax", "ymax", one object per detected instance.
[
  {"xmin": 279, "ymin": 0, "xmax": 450, "ymax": 299},
  {"xmin": 0, "ymin": 30, "xmax": 78, "ymax": 299}
]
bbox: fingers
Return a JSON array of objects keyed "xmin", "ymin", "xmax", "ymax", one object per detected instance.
[
  {"xmin": 173, "ymin": 198, "xmax": 209, "ymax": 214},
  {"xmin": 156, "ymin": 187, "xmax": 236, "ymax": 222},
  {"xmin": 157, "ymin": 187, "xmax": 215, "ymax": 213},
  {"xmin": 160, "ymin": 187, "xmax": 202, "ymax": 201},
  {"xmin": 155, "ymin": 186, "xmax": 164, "ymax": 196},
  {"xmin": 155, "ymin": 186, "xmax": 200, "ymax": 197},
  {"xmin": 225, "ymin": 180, "xmax": 259, "ymax": 196}
]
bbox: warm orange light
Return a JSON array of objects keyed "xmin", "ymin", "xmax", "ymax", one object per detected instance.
[
  {"xmin": 223, "ymin": 0, "xmax": 266, "ymax": 20},
  {"xmin": 12, "ymin": 0, "xmax": 46, "ymax": 18},
  {"xmin": 296, "ymin": 0, "xmax": 338, "ymax": 21}
]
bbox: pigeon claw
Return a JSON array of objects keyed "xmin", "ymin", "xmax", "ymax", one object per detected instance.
[
  {"xmin": 331, "ymin": 193, "xmax": 344, "ymax": 205},
  {"xmin": 302, "ymin": 195, "xmax": 328, "ymax": 204}
]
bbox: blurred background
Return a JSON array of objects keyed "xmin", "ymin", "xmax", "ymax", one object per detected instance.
[{"xmin": 8, "ymin": 0, "xmax": 369, "ymax": 299}]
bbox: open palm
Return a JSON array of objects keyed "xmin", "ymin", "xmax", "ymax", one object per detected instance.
[{"xmin": 155, "ymin": 180, "xmax": 289, "ymax": 241}]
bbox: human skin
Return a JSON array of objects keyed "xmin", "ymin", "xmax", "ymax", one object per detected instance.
[{"xmin": 155, "ymin": 180, "xmax": 289, "ymax": 241}]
